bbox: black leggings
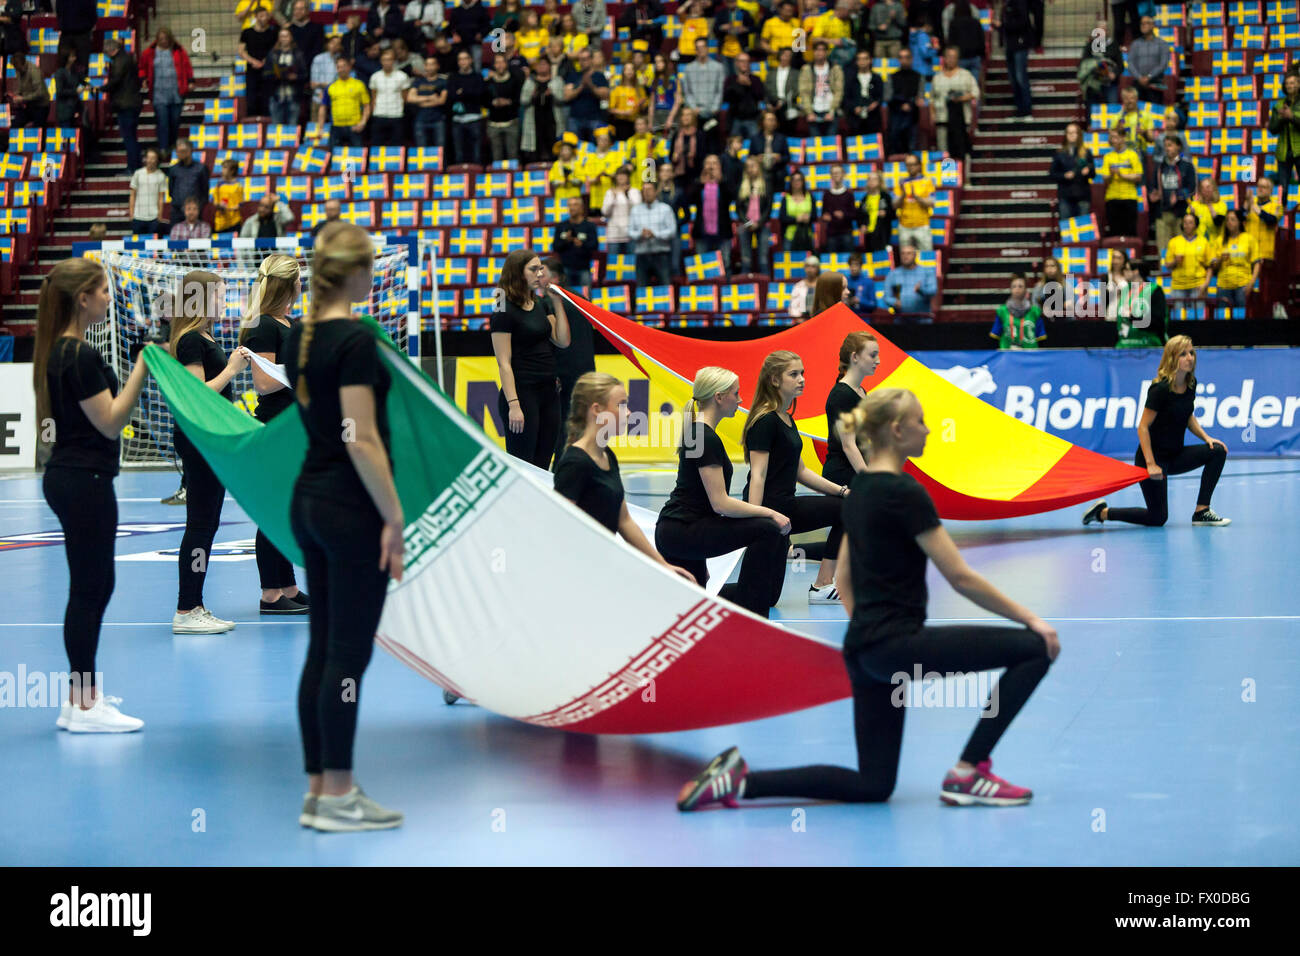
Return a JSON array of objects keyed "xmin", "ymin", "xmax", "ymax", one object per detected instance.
[
  {"xmin": 291, "ymin": 492, "xmax": 390, "ymax": 774},
  {"xmin": 255, "ymin": 529, "xmax": 297, "ymax": 591},
  {"xmin": 762, "ymin": 494, "xmax": 845, "ymax": 606},
  {"xmin": 655, "ymin": 515, "xmax": 788, "ymax": 617},
  {"xmin": 1106, "ymin": 444, "xmax": 1227, "ymax": 527},
  {"xmin": 43, "ymin": 466, "xmax": 118, "ymax": 685},
  {"xmin": 745, "ymin": 624, "xmax": 1052, "ymax": 802},
  {"xmin": 174, "ymin": 429, "xmax": 226, "ymax": 612},
  {"xmin": 499, "ymin": 379, "xmax": 560, "ymax": 470}
]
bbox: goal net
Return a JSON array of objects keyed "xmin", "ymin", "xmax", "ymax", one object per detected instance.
[{"xmin": 82, "ymin": 235, "xmax": 418, "ymax": 467}]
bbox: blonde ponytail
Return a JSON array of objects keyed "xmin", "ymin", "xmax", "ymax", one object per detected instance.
[
  {"xmin": 565, "ymin": 372, "xmax": 622, "ymax": 447},
  {"xmin": 681, "ymin": 366, "xmax": 739, "ymax": 443},
  {"xmin": 837, "ymin": 387, "xmax": 915, "ymax": 461},
  {"xmin": 241, "ymin": 253, "xmax": 301, "ymax": 344}
]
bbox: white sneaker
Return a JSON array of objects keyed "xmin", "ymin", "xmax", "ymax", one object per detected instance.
[
  {"xmin": 173, "ymin": 607, "xmax": 234, "ymax": 634},
  {"xmin": 808, "ymin": 583, "xmax": 841, "ymax": 604},
  {"xmin": 65, "ymin": 694, "xmax": 144, "ymax": 733},
  {"xmin": 199, "ymin": 607, "xmax": 236, "ymax": 631},
  {"xmin": 57, "ymin": 694, "xmax": 122, "ymax": 730}
]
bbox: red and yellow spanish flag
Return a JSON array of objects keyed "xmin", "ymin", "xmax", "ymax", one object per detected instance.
[{"xmin": 560, "ymin": 294, "xmax": 1147, "ymax": 520}]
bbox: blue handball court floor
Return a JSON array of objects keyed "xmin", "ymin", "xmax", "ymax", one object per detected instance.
[{"xmin": 0, "ymin": 460, "xmax": 1296, "ymax": 866}]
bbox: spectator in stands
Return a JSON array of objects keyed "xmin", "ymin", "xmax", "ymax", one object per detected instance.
[
  {"xmin": 947, "ymin": 1, "xmax": 985, "ymax": 85},
  {"xmin": 491, "ymin": 0, "xmax": 523, "ymax": 34},
  {"xmin": 671, "ymin": 107, "xmax": 706, "ymax": 182},
  {"xmin": 448, "ymin": 0, "xmax": 491, "ymax": 70},
  {"xmin": 554, "ymin": 195, "xmax": 599, "ymax": 288},
  {"xmin": 10, "ymin": 50, "xmax": 50, "ymax": 128},
  {"xmin": 844, "ymin": 252, "xmax": 877, "ymax": 318},
  {"xmin": 518, "ymin": 59, "xmax": 563, "ymax": 163},
  {"xmin": 789, "ymin": 256, "xmax": 821, "ymax": 320},
  {"xmin": 723, "ymin": 53, "xmax": 766, "ymax": 144},
  {"xmin": 540, "ymin": 0, "xmax": 561, "ymax": 35},
  {"xmin": 1268, "ymin": 73, "xmax": 1300, "ymax": 199},
  {"xmin": 515, "ymin": 11, "xmax": 549, "ymax": 64},
  {"xmin": 1125, "ymin": 15, "xmax": 1168, "ymax": 106},
  {"xmin": 1210, "ymin": 209, "xmax": 1260, "ymax": 310},
  {"xmin": 735, "ymin": 156, "xmax": 773, "ymax": 275},
  {"xmin": 750, "ymin": 109, "xmax": 790, "ymax": 199},
  {"xmin": 765, "ymin": 47, "xmax": 801, "ymax": 136},
  {"xmin": 857, "ymin": 170, "xmax": 895, "ymax": 253},
  {"xmin": 404, "ymin": 0, "xmax": 446, "ymax": 50},
  {"xmin": 214, "ymin": 159, "xmax": 244, "ymax": 234},
  {"xmin": 170, "ymin": 197, "xmax": 212, "ymax": 240},
  {"xmin": 310, "ymin": 37, "xmax": 340, "ymax": 134},
  {"xmin": 239, "ymin": 192, "xmax": 296, "ymax": 238},
  {"xmin": 1031, "ymin": 257, "xmax": 1066, "ymax": 319},
  {"xmin": 820, "ymin": 164, "xmax": 858, "ymax": 253},
  {"xmin": 448, "ymin": 48, "xmax": 487, "ymax": 165},
  {"xmin": 603, "ymin": 166, "xmax": 642, "ymax": 256},
  {"xmin": 1245, "ymin": 178, "xmax": 1281, "ymax": 270},
  {"xmin": 780, "ymin": 169, "xmax": 818, "ymax": 252},
  {"xmin": 681, "ymin": 36, "xmax": 727, "ymax": 150},
  {"xmin": 630, "ymin": 180, "xmax": 677, "ymax": 286},
  {"xmin": 129, "ymin": 148, "xmax": 168, "ymax": 236},
  {"xmin": 619, "ymin": 0, "xmax": 666, "ymax": 57},
  {"xmin": 1189, "ymin": 177, "xmax": 1226, "ymax": 246},
  {"xmin": 558, "ymin": 15, "xmax": 590, "ymax": 59},
  {"xmin": 434, "ymin": 29, "xmax": 460, "ymax": 76},
  {"xmin": 355, "ymin": 36, "xmax": 383, "ymax": 84},
  {"xmin": 368, "ymin": 0, "xmax": 404, "ymax": 48},
  {"xmin": 369, "ymin": 48, "xmax": 411, "ymax": 147},
  {"xmin": 816, "ymin": 2, "xmax": 857, "ymax": 70},
  {"xmin": 166, "ymin": 139, "xmax": 209, "ymax": 230},
  {"xmin": 549, "ymin": 132, "xmax": 583, "ymax": 198},
  {"xmin": 882, "ymin": 243, "xmax": 937, "ymax": 320},
  {"xmin": 607, "ymin": 62, "xmax": 646, "ymax": 142},
  {"xmin": 267, "ymin": 29, "xmax": 306, "ymax": 127},
  {"xmin": 798, "ymin": 40, "xmax": 844, "ymax": 138},
  {"xmin": 311, "ymin": 198, "xmax": 343, "ymax": 238},
  {"xmin": 719, "ymin": 134, "xmax": 746, "ymax": 186},
  {"xmin": 391, "ymin": 38, "xmax": 422, "ymax": 75},
  {"xmin": 53, "ymin": 50, "xmax": 86, "ymax": 128},
  {"xmin": 843, "ymin": 49, "xmax": 883, "ymax": 135},
  {"xmin": 715, "ymin": 0, "xmax": 757, "ymax": 73},
  {"xmin": 240, "ymin": 9, "xmax": 279, "ymax": 117},
  {"xmin": 0, "ymin": 0, "xmax": 24, "ymax": 60},
  {"xmin": 626, "ymin": 115, "xmax": 663, "ymax": 188},
  {"xmin": 288, "ymin": 1, "xmax": 323, "ymax": 67},
  {"xmin": 581, "ymin": 126, "xmax": 622, "ymax": 209},
  {"xmin": 340, "ymin": 13, "xmax": 366, "ymax": 62},
  {"xmin": 931, "ymin": 46, "xmax": 979, "ymax": 158},
  {"xmin": 105, "ymin": 38, "xmax": 143, "ymax": 173},
  {"xmin": 869, "ymin": 0, "xmax": 908, "ymax": 59},
  {"xmin": 327, "ymin": 57, "xmax": 371, "ymax": 148},
  {"xmin": 408, "ymin": 56, "xmax": 448, "ymax": 148},
  {"xmin": 1049, "ymin": 121, "xmax": 1095, "ymax": 220},
  {"xmin": 676, "ymin": 0, "xmax": 711, "ymax": 61},
  {"xmin": 563, "ymin": 47, "xmax": 609, "ymax": 142},
  {"xmin": 1119, "ymin": 261, "xmax": 1167, "ymax": 348},
  {"xmin": 1110, "ymin": 0, "xmax": 1140, "ymax": 46},
  {"xmin": 88, "ymin": 223, "xmax": 108, "ymax": 242},
  {"xmin": 885, "ymin": 47, "xmax": 924, "ymax": 155},
  {"xmin": 234, "ymin": 0, "xmax": 275, "ymax": 31},
  {"xmin": 572, "ymin": 0, "xmax": 607, "ymax": 47},
  {"xmin": 994, "ymin": 0, "xmax": 1033, "ymax": 118},
  {"xmin": 1099, "ymin": 126, "xmax": 1143, "ymax": 237},
  {"xmin": 1078, "ymin": 19, "xmax": 1120, "ymax": 106},
  {"xmin": 1118, "ymin": 85, "xmax": 1155, "ymax": 154},
  {"xmin": 1150, "ymin": 133, "xmax": 1195, "ymax": 252},
  {"xmin": 656, "ymin": 161, "xmax": 687, "ymax": 276},
  {"xmin": 689, "ymin": 154, "xmax": 735, "ymax": 272},
  {"xmin": 650, "ymin": 52, "xmax": 678, "ymax": 131},
  {"xmin": 1164, "ymin": 211, "xmax": 1212, "ymax": 319},
  {"xmin": 895, "ymin": 153, "xmax": 935, "ymax": 251},
  {"xmin": 991, "ymin": 274, "xmax": 1045, "ymax": 349},
  {"xmin": 909, "ymin": 17, "xmax": 940, "ymax": 77},
  {"xmin": 759, "ymin": 1, "xmax": 800, "ymax": 69}
]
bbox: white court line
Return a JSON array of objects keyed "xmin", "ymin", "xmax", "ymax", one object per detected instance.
[
  {"xmin": 775, "ymin": 615, "xmax": 1300, "ymax": 624},
  {"xmin": 2, "ymin": 621, "xmax": 297, "ymax": 627},
  {"xmin": 0, "ymin": 497, "xmax": 237, "ymax": 504}
]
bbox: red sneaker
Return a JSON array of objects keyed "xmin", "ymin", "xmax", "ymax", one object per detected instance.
[
  {"xmin": 677, "ymin": 746, "xmax": 748, "ymax": 811},
  {"xmin": 940, "ymin": 759, "xmax": 1033, "ymax": 806}
]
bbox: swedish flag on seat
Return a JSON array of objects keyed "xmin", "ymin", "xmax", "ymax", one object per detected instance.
[
  {"xmin": 370, "ymin": 147, "xmax": 406, "ymax": 172},
  {"xmin": 407, "ymin": 147, "xmax": 444, "ymax": 171},
  {"xmin": 636, "ymin": 286, "xmax": 675, "ymax": 312},
  {"xmin": 422, "ymin": 200, "xmax": 459, "ymax": 226},
  {"xmin": 435, "ymin": 257, "xmax": 473, "ymax": 286},
  {"xmin": 392, "ymin": 173, "xmax": 429, "ymax": 199},
  {"xmin": 1058, "ymin": 213, "xmax": 1098, "ymax": 244},
  {"xmin": 719, "ymin": 283, "xmax": 760, "ymax": 311},
  {"xmin": 684, "ymin": 251, "xmax": 726, "ymax": 280},
  {"xmin": 590, "ymin": 286, "xmax": 631, "ymax": 311},
  {"xmin": 493, "ymin": 227, "xmax": 531, "ymax": 252},
  {"xmin": 604, "ymin": 255, "xmax": 636, "ymax": 283},
  {"xmin": 679, "ymin": 285, "xmax": 719, "ymax": 312},
  {"xmin": 381, "ymin": 201, "xmax": 419, "ymax": 229},
  {"xmin": 462, "ymin": 199, "xmax": 498, "ymax": 226},
  {"xmin": 204, "ymin": 99, "xmax": 237, "ymax": 123},
  {"xmin": 463, "ymin": 287, "xmax": 498, "ymax": 315}
]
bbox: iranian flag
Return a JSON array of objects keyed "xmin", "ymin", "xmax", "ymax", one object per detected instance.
[{"xmin": 143, "ymin": 323, "xmax": 850, "ymax": 734}]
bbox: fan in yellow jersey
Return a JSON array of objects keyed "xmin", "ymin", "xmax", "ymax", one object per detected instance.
[
  {"xmin": 516, "ymin": 10, "xmax": 550, "ymax": 63},
  {"xmin": 580, "ymin": 127, "xmax": 625, "ymax": 210},
  {"xmin": 625, "ymin": 115, "xmax": 669, "ymax": 188},
  {"xmin": 760, "ymin": 0, "xmax": 802, "ymax": 67},
  {"xmin": 1163, "ymin": 212, "xmax": 1212, "ymax": 318},
  {"xmin": 1209, "ymin": 208, "xmax": 1260, "ymax": 310},
  {"xmin": 1188, "ymin": 178, "xmax": 1227, "ymax": 246},
  {"xmin": 549, "ymin": 132, "xmax": 584, "ymax": 200},
  {"xmin": 607, "ymin": 62, "xmax": 648, "ymax": 141},
  {"xmin": 1244, "ymin": 177, "xmax": 1282, "ymax": 262},
  {"xmin": 1098, "ymin": 126, "xmax": 1144, "ymax": 237},
  {"xmin": 677, "ymin": 0, "xmax": 713, "ymax": 59}
]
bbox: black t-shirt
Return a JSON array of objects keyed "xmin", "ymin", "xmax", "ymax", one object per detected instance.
[
  {"xmin": 658, "ymin": 421, "xmax": 732, "ymax": 523},
  {"xmin": 490, "ymin": 297, "xmax": 556, "ymax": 386},
  {"xmin": 242, "ymin": 313, "xmax": 294, "ymax": 423},
  {"xmin": 843, "ymin": 471, "xmax": 942, "ymax": 650},
  {"xmin": 823, "ymin": 381, "xmax": 861, "ymax": 483},
  {"xmin": 741, "ymin": 410, "xmax": 803, "ymax": 505},
  {"xmin": 284, "ymin": 318, "xmax": 392, "ymax": 507},
  {"xmin": 1143, "ymin": 379, "xmax": 1194, "ymax": 462},
  {"xmin": 175, "ymin": 330, "xmax": 234, "ymax": 401},
  {"xmin": 45, "ymin": 337, "xmax": 120, "ymax": 475},
  {"xmin": 553, "ymin": 445, "xmax": 623, "ymax": 533},
  {"xmin": 241, "ymin": 25, "xmax": 278, "ymax": 64}
]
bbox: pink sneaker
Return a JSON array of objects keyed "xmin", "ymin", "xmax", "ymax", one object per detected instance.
[
  {"xmin": 677, "ymin": 746, "xmax": 748, "ymax": 811},
  {"xmin": 940, "ymin": 759, "xmax": 1033, "ymax": 806}
]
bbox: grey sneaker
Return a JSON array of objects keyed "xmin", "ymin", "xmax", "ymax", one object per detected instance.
[
  {"xmin": 310, "ymin": 785, "xmax": 403, "ymax": 832},
  {"xmin": 299, "ymin": 793, "xmax": 318, "ymax": 828},
  {"xmin": 1192, "ymin": 507, "xmax": 1230, "ymax": 527}
]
